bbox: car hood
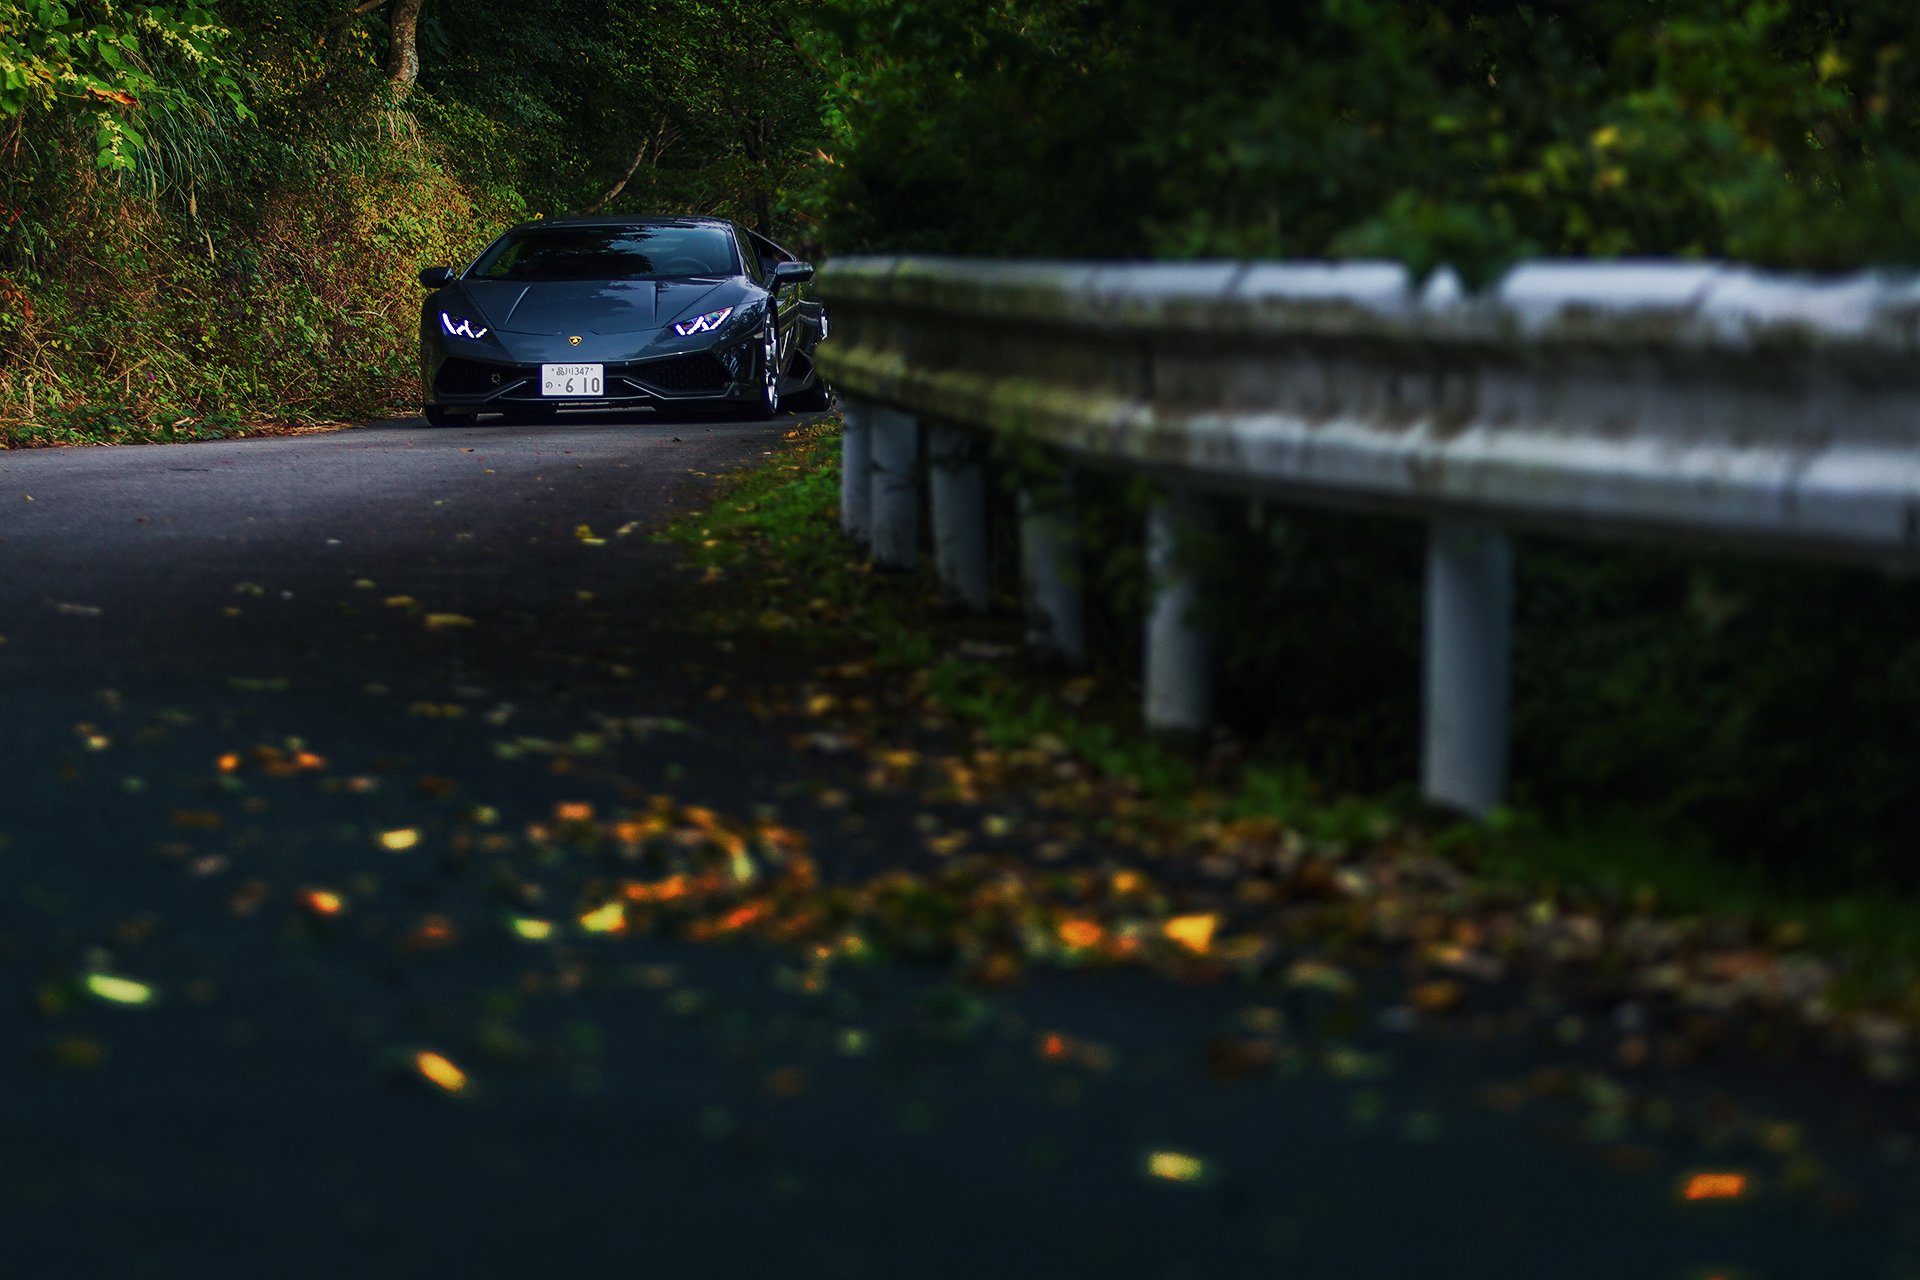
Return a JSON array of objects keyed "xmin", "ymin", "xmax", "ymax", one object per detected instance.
[{"xmin": 455, "ymin": 277, "xmax": 741, "ymax": 337}]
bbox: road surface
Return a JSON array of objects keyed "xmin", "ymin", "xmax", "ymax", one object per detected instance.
[{"xmin": 0, "ymin": 415, "xmax": 1912, "ymax": 1278}]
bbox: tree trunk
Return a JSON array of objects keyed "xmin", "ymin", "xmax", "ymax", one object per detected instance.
[
  {"xmin": 738, "ymin": 100, "xmax": 773, "ymax": 237},
  {"xmin": 387, "ymin": 0, "xmax": 425, "ymax": 97},
  {"xmin": 583, "ymin": 119, "xmax": 677, "ymax": 213}
]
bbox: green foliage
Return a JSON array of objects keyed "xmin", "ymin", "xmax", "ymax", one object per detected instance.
[
  {"xmin": 0, "ymin": 0, "xmax": 250, "ymax": 171},
  {"xmin": 0, "ymin": 0, "xmax": 834, "ymax": 443},
  {"xmin": 412, "ymin": 0, "xmax": 828, "ymax": 232},
  {"xmin": 803, "ymin": 0, "xmax": 1920, "ymax": 276}
]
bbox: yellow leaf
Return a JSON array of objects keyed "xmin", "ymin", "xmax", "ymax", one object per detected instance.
[
  {"xmin": 579, "ymin": 901, "xmax": 626, "ymax": 934},
  {"xmin": 378, "ymin": 828, "xmax": 420, "ymax": 851},
  {"xmin": 415, "ymin": 1050, "xmax": 467, "ymax": 1093},
  {"xmin": 85, "ymin": 973, "xmax": 154, "ymax": 1005},
  {"xmin": 1146, "ymin": 1151, "xmax": 1207, "ymax": 1182},
  {"xmin": 1162, "ymin": 914, "xmax": 1217, "ymax": 953},
  {"xmin": 424, "ymin": 613, "xmax": 474, "ymax": 629}
]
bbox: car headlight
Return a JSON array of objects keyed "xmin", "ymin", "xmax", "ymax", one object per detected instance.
[
  {"xmin": 672, "ymin": 306, "xmax": 733, "ymax": 337},
  {"xmin": 440, "ymin": 312, "xmax": 489, "ymax": 340}
]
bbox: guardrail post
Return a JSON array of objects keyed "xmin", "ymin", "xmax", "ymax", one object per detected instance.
[
  {"xmin": 1421, "ymin": 520, "xmax": 1514, "ymax": 817},
  {"xmin": 1144, "ymin": 485, "xmax": 1213, "ymax": 733},
  {"xmin": 869, "ymin": 405, "xmax": 920, "ymax": 570},
  {"xmin": 928, "ymin": 425, "xmax": 990, "ymax": 611},
  {"xmin": 839, "ymin": 398, "xmax": 872, "ymax": 545},
  {"xmin": 1018, "ymin": 473, "xmax": 1086, "ymax": 665}
]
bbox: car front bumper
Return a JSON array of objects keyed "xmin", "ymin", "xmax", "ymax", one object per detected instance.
[{"xmin": 421, "ymin": 348, "xmax": 762, "ymax": 412}]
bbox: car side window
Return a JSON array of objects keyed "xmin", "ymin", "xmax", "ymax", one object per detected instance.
[
  {"xmin": 736, "ymin": 232, "xmax": 763, "ymax": 282},
  {"xmin": 747, "ymin": 229, "xmax": 791, "ymax": 272}
]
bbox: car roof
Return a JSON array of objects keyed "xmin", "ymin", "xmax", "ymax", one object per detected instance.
[{"xmin": 502, "ymin": 215, "xmax": 737, "ymax": 233}]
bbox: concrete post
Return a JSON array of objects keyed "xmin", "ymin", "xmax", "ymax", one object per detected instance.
[
  {"xmin": 1018, "ymin": 474, "xmax": 1086, "ymax": 666},
  {"xmin": 1421, "ymin": 519, "xmax": 1515, "ymax": 817},
  {"xmin": 928, "ymin": 425, "xmax": 990, "ymax": 612},
  {"xmin": 1144, "ymin": 485, "xmax": 1213, "ymax": 733},
  {"xmin": 839, "ymin": 398, "xmax": 873, "ymax": 545},
  {"xmin": 868, "ymin": 405, "xmax": 920, "ymax": 570}
]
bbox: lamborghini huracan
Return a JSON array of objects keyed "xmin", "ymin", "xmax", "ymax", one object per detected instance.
[{"xmin": 416, "ymin": 215, "xmax": 829, "ymax": 425}]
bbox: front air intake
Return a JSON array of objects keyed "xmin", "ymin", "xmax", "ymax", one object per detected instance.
[
  {"xmin": 626, "ymin": 353, "xmax": 731, "ymax": 393},
  {"xmin": 435, "ymin": 358, "xmax": 514, "ymax": 396}
]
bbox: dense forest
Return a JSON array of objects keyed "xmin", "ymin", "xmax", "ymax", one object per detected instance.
[{"xmin": 3, "ymin": 1, "xmax": 1918, "ymax": 881}]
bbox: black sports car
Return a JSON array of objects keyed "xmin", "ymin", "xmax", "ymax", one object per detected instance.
[{"xmin": 416, "ymin": 215, "xmax": 829, "ymax": 425}]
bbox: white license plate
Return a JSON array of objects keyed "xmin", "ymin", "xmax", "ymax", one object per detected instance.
[{"xmin": 541, "ymin": 363, "xmax": 603, "ymax": 397}]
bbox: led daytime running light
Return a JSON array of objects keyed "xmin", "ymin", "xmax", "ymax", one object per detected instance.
[
  {"xmin": 441, "ymin": 312, "xmax": 489, "ymax": 340},
  {"xmin": 673, "ymin": 306, "xmax": 733, "ymax": 337}
]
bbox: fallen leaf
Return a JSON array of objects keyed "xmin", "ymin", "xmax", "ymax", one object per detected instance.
[
  {"xmin": 300, "ymin": 889, "xmax": 345, "ymax": 916},
  {"xmin": 1680, "ymin": 1171, "xmax": 1748, "ymax": 1201},
  {"xmin": 84, "ymin": 974, "xmax": 154, "ymax": 1006},
  {"xmin": 1145, "ymin": 1151, "xmax": 1207, "ymax": 1183},
  {"xmin": 1410, "ymin": 979, "xmax": 1466, "ymax": 1013},
  {"xmin": 1162, "ymin": 914, "xmax": 1217, "ymax": 953},
  {"xmin": 415, "ymin": 1050, "xmax": 468, "ymax": 1093}
]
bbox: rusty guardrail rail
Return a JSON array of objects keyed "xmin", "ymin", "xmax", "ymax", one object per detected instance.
[{"xmin": 815, "ymin": 257, "xmax": 1920, "ymax": 815}]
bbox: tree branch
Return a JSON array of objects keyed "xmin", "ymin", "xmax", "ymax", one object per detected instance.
[
  {"xmin": 583, "ymin": 119, "xmax": 677, "ymax": 213},
  {"xmin": 324, "ymin": 0, "xmax": 389, "ymax": 42}
]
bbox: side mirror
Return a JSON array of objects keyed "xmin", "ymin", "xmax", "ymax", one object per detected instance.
[
  {"xmin": 771, "ymin": 261, "xmax": 815, "ymax": 286},
  {"xmin": 418, "ymin": 266, "xmax": 457, "ymax": 288}
]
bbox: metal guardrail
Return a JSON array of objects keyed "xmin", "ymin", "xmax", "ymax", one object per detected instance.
[{"xmin": 815, "ymin": 256, "xmax": 1920, "ymax": 816}]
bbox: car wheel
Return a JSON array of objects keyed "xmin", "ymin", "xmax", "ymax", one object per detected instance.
[
  {"xmin": 785, "ymin": 376, "xmax": 833, "ymax": 413},
  {"xmin": 423, "ymin": 404, "xmax": 461, "ymax": 427},
  {"xmin": 745, "ymin": 317, "xmax": 781, "ymax": 420}
]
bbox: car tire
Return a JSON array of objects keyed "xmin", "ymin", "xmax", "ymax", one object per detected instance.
[
  {"xmin": 744, "ymin": 317, "xmax": 782, "ymax": 420},
  {"xmin": 785, "ymin": 376, "xmax": 833, "ymax": 413},
  {"xmin": 423, "ymin": 404, "xmax": 459, "ymax": 427}
]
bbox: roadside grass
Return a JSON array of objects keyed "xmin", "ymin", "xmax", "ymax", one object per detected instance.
[
  {"xmin": 4, "ymin": 406, "xmax": 252, "ymax": 449},
  {"xmin": 662, "ymin": 417, "xmax": 1920, "ymax": 1013},
  {"xmin": 0, "ymin": 415, "xmax": 362, "ymax": 448}
]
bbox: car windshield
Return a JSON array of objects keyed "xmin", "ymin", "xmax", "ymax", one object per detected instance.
[{"xmin": 470, "ymin": 224, "xmax": 737, "ymax": 282}]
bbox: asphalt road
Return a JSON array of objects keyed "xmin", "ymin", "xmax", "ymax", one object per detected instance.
[{"xmin": 0, "ymin": 415, "xmax": 1914, "ymax": 1278}]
